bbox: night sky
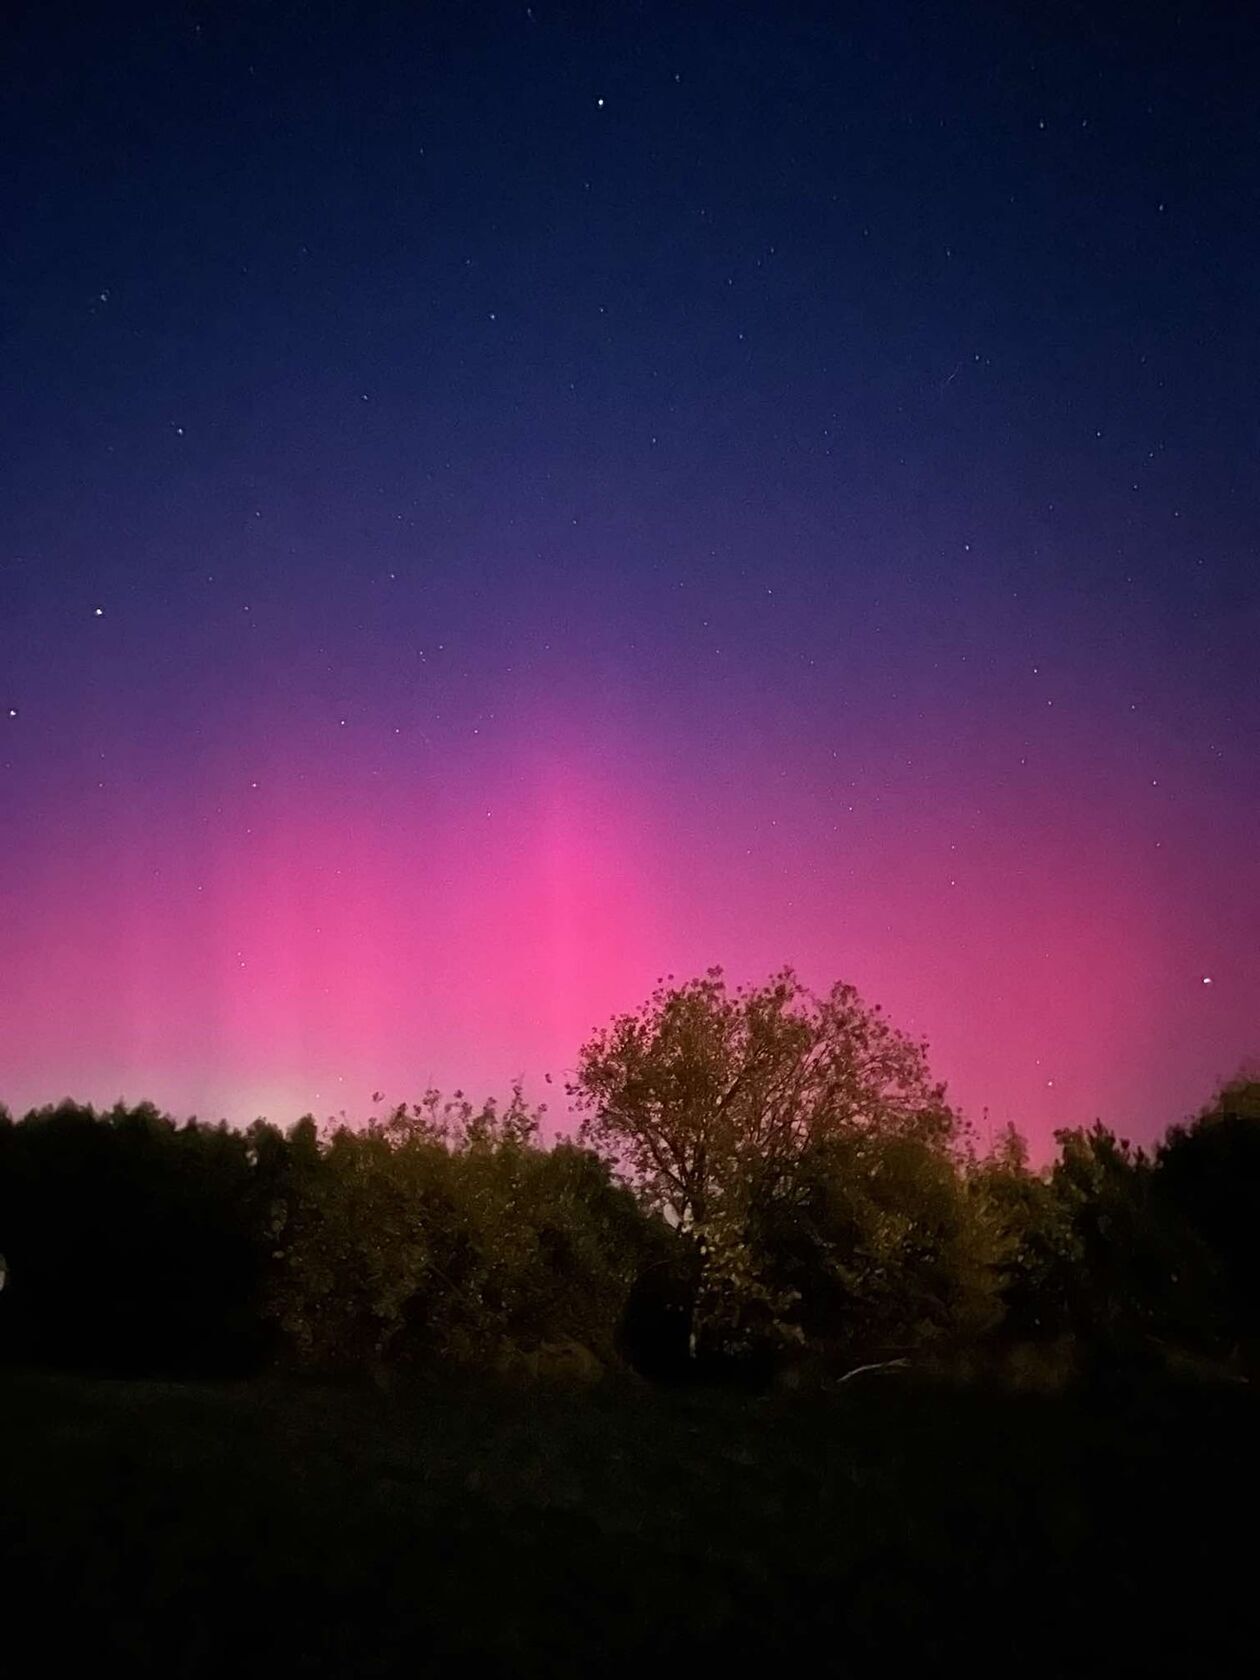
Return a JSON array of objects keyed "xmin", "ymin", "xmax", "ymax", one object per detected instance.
[{"xmin": 3, "ymin": 2, "xmax": 1257, "ymax": 1150}]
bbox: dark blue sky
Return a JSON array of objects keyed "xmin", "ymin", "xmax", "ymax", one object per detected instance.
[{"xmin": 2, "ymin": 2, "xmax": 1257, "ymax": 1143}]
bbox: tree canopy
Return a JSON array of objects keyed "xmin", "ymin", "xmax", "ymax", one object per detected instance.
[{"xmin": 571, "ymin": 967, "xmax": 966, "ymax": 1359}]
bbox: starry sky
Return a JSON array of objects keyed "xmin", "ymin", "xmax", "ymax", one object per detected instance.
[{"xmin": 2, "ymin": 1, "xmax": 1257, "ymax": 1150}]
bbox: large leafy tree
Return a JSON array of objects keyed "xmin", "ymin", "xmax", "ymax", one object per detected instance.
[{"xmin": 571, "ymin": 967, "xmax": 959, "ymax": 1357}]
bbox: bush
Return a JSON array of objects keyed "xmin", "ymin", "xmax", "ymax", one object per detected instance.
[
  {"xmin": 757, "ymin": 1128, "xmax": 1009, "ymax": 1370},
  {"xmin": 267, "ymin": 1091, "xmax": 660, "ymax": 1374}
]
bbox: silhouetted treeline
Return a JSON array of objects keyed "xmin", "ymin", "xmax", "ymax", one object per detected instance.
[{"xmin": 1, "ymin": 971, "xmax": 1257, "ymax": 1386}]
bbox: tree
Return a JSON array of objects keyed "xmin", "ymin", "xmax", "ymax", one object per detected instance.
[
  {"xmin": 571, "ymin": 967, "xmax": 959, "ymax": 1360},
  {"xmin": 0, "ymin": 1100, "xmax": 280, "ymax": 1374},
  {"xmin": 1157, "ymin": 1073, "xmax": 1260, "ymax": 1352},
  {"xmin": 974, "ymin": 1124, "xmax": 1082, "ymax": 1340},
  {"xmin": 1047, "ymin": 1121, "xmax": 1221, "ymax": 1360}
]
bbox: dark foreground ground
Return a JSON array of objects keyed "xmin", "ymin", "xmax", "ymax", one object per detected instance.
[{"xmin": 1, "ymin": 1365, "xmax": 1255, "ymax": 1676}]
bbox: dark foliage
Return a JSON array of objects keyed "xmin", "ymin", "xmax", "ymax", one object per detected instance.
[
  {"xmin": 1155, "ymin": 1080, "xmax": 1260, "ymax": 1351},
  {"xmin": 0, "ymin": 1101, "xmax": 288, "ymax": 1375}
]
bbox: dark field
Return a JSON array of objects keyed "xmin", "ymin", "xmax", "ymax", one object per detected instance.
[{"xmin": 1, "ymin": 1368, "xmax": 1255, "ymax": 1676}]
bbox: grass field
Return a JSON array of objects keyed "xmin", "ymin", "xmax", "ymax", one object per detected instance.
[{"xmin": 1, "ymin": 1365, "xmax": 1254, "ymax": 1675}]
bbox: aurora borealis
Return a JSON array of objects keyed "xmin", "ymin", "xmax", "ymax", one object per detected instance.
[{"xmin": 2, "ymin": 2, "xmax": 1257, "ymax": 1150}]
